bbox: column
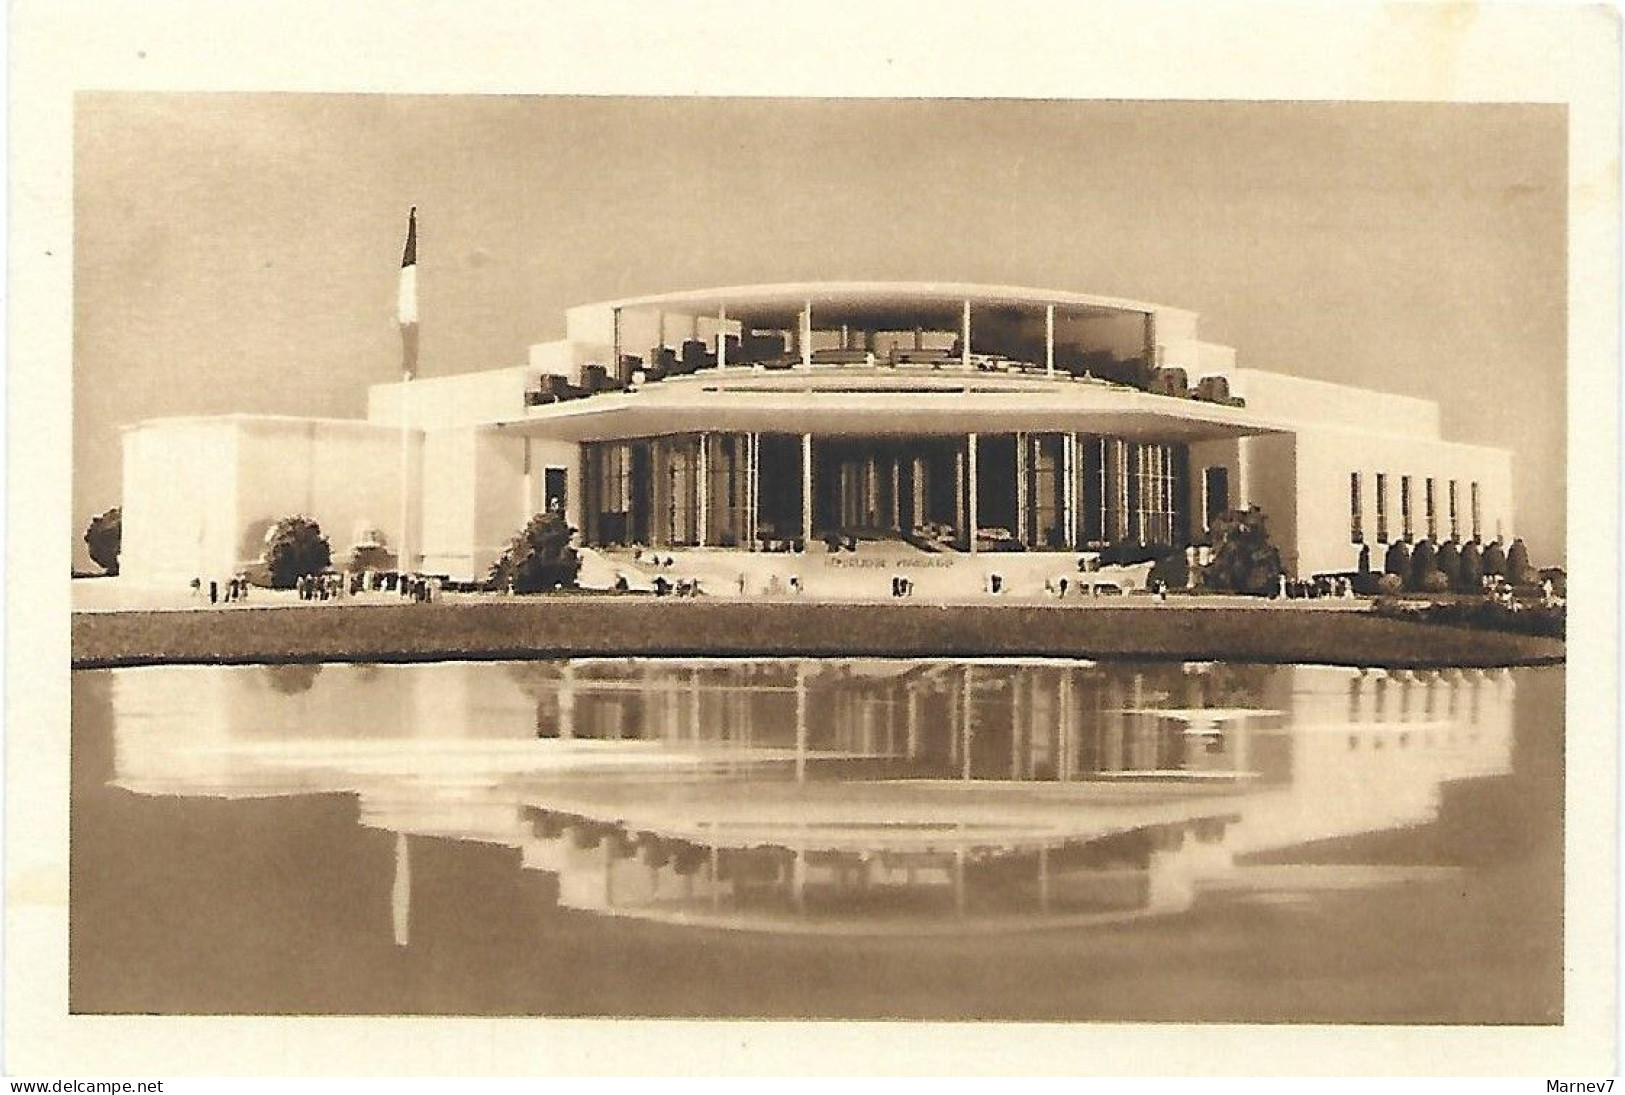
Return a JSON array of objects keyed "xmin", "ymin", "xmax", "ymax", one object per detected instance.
[
  {"xmin": 967, "ymin": 432, "xmax": 980, "ymax": 552},
  {"xmin": 1058, "ymin": 670, "xmax": 1073, "ymax": 782},
  {"xmin": 391, "ymin": 832, "xmax": 412, "ymax": 948},
  {"xmin": 1015, "ymin": 432, "xmax": 1029, "ymax": 545},
  {"xmin": 952, "ymin": 449, "xmax": 963, "ymax": 541},
  {"xmin": 1236, "ymin": 437, "xmax": 1252, "ymax": 510},
  {"xmin": 890, "ymin": 456, "xmax": 902, "ymax": 530},
  {"xmin": 612, "ymin": 307, "xmax": 623, "ymax": 384},
  {"xmin": 801, "ymin": 432, "xmax": 814, "ymax": 548},
  {"xmin": 521, "ymin": 437, "xmax": 534, "ymax": 525},
  {"xmin": 748, "ymin": 432, "xmax": 760, "ymax": 551},
  {"xmin": 801, "ymin": 301, "xmax": 813, "ymax": 368},
  {"xmin": 961, "ymin": 665, "xmax": 975, "ymax": 782},
  {"xmin": 864, "ymin": 455, "xmax": 878, "ymax": 526},
  {"xmin": 961, "ymin": 300, "xmax": 972, "ymax": 370},
  {"xmin": 709, "ymin": 843, "xmax": 722, "ymax": 912},
  {"xmin": 912, "ymin": 455, "xmax": 927, "ymax": 527},
  {"xmin": 559, "ymin": 662, "xmax": 577, "ymax": 740},
  {"xmin": 1045, "ymin": 303, "xmax": 1056, "ymax": 378},
  {"xmin": 716, "ymin": 304, "xmax": 728, "ymax": 369},
  {"xmin": 1063, "ymin": 432, "xmax": 1078, "ymax": 548},
  {"xmin": 697, "ymin": 432, "xmax": 710, "ymax": 547},
  {"xmin": 795, "ymin": 662, "xmax": 809, "ymax": 783},
  {"xmin": 1010, "ymin": 668, "xmax": 1025, "ymax": 779}
]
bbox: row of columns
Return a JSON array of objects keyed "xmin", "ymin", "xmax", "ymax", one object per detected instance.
[
  {"xmin": 590, "ymin": 429, "xmax": 1195, "ymax": 552},
  {"xmin": 695, "ymin": 430, "xmax": 1078, "ymax": 553}
]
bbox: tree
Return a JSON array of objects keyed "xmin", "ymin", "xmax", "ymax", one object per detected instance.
[
  {"xmin": 84, "ymin": 507, "xmax": 122, "ymax": 576},
  {"xmin": 1458, "ymin": 540, "xmax": 1483, "ymax": 592},
  {"xmin": 1384, "ymin": 539, "xmax": 1411, "ymax": 578},
  {"xmin": 263, "ymin": 515, "xmax": 332, "ymax": 589},
  {"xmin": 1435, "ymin": 540, "xmax": 1461, "ymax": 589},
  {"xmin": 1481, "ymin": 539, "xmax": 1507, "ymax": 578},
  {"xmin": 1200, "ymin": 507, "xmax": 1283, "ymax": 596},
  {"xmin": 1407, "ymin": 539, "xmax": 1437, "ymax": 592},
  {"xmin": 489, "ymin": 510, "xmax": 582, "ymax": 593},
  {"xmin": 1506, "ymin": 538, "xmax": 1534, "ymax": 585}
]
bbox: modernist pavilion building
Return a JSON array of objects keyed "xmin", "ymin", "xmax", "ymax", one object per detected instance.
[{"xmin": 120, "ymin": 282, "xmax": 1514, "ymax": 592}]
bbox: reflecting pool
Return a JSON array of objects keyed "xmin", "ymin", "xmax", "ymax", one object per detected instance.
[{"xmin": 70, "ymin": 658, "xmax": 1563, "ymax": 1022}]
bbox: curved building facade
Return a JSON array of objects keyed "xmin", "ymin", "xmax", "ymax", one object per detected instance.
[{"xmin": 121, "ymin": 282, "xmax": 1514, "ymax": 589}]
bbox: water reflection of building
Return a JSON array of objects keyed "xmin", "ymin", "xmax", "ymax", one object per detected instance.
[{"xmin": 105, "ymin": 659, "xmax": 1518, "ymax": 936}]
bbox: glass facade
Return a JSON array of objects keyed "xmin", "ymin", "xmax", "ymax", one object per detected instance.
[{"xmin": 584, "ymin": 431, "xmax": 1191, "ymax": 553}]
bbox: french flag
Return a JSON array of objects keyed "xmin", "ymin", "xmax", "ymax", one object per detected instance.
[{"xmin": 398, "ymin": 206, "xmax": 419, "ymax": 379}]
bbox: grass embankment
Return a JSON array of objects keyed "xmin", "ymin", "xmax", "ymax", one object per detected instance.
[{"xmin": 71, "ymin": 598, "xmax": 1566, "ymax": 670}]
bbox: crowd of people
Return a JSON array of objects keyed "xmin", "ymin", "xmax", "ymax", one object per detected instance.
[
  {"xmin": 188, "ymin": 569, "xmax": 446, "ymax": 607},
  {"xmin": 1275, "ymin": 574, "xmax": 1357, "ymax": 600},
  {"xmin": 191, "ymin": 575, "xmax": 252, "ymax": 605}
]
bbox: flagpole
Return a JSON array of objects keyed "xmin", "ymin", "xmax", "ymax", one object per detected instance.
[{"xmin": 397, "ymin": 206, "xmax": 419, "ymax": 579}]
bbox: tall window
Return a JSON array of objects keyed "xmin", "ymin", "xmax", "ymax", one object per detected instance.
[
  {"xmin": 1203, "ymin": 465, "xmax": 1230, "ymax": 530},
  {"xmin": 584, "ymin": 442, "xmax": 633, "ymax": 545},
  {"xmin": 1400, "ymin": 475, "xmax": 1413, "ymax": 540},
  {"xmin": 1375, "ymin": 473, "xmax": 1389, "ymax": 543},
  {"xmin": 1448, "ymin": 480, "xmax": 1459, "ymax": 540},
  {"xmin": 1425, "ymin": 478, "xmax": 1437, "ymax": 541},
  {"xmin": 1349, "ymin": 472, "xmax": 1364, "ymax": 543},
  {"xmin": 1471, "ymin": 481, "xmax": 1482, "ymax": 540}
]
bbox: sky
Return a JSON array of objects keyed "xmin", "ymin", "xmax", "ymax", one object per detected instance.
[{"xmin": 73, "ymin": 95, "xmax": 1567, "ymax": 567}]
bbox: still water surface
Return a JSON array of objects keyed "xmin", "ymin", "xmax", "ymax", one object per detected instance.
[{"xmin": 71, "ymin": 658, "xmax": 1562, "ymax": 1021}]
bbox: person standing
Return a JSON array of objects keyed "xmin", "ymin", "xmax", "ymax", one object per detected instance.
[{"xmin": 208, "ymin": 580, "xmax": 218, "ymax": 605}]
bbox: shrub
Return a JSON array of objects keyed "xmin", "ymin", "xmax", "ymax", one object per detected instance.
[
  {"xmin": 1435, "ymin": 540, "xmax": 1461, "ymax": 588},
  {"xmin": 350, "ymin": 543, "xmax": 394, "ymax": 572},
  {"xmin": 1539, "ymin": 567, "xmax": 1567, "ymax": 597},
  {"xmin": 1148, "ymin": 549, "xmax": 1190, "ymax": 590},
  {"xmin": 1373, "ymin": 598, "xmax": 1564, "ymax": 640},
  {"xmin": 1384, "ymin": 540, "xmax": 1411, "ymax": 577},
  {"xmin": 84, "ymin": 507, "xmax": 123, "ymax": 576},
  {"xmin": 1407, "ymin": 539, "xmax": 1437, "ymax": 591},
  {"xmin": 1201, "ymin": 507, "xmax": 1283, "ymax": 596},
  {"xmin": 263, "ymin": 516, "xmax": 332, "ymax": 589},
  {"xmin": 1506, "ymin": 538, "xmax": 1534, "ymax": 585},
  {"xmin": 1482, "ymin": 539, "xmax": 1507, "ymax": 577},
  {"xmin": 1375, "ymin": 572, "xmax": 1404, "ymax": 596},
  {"xmin": 1458, "ymin": 540, "xmax": 1483, "ymax": 591},
  {"xmin": 1356, "ymin": 543, "xmax": 1372, "ymax": 576},
  {"xmin": 1418, "ymin": 569, "xmax": 1450, "ymax": 594},
  {"xmin": 488, "ymin": 510, "xmax": 582, "ymax": 593}
]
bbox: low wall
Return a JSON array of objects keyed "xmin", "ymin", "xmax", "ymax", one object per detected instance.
[{"xmin": 71, "ymin": 599, "xmax": 1566, "ymax": 670}]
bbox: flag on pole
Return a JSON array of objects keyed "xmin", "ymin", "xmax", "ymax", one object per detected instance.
[{"xmin": 397, "ymin": 206, "xmax": 419, "ymax": 379}]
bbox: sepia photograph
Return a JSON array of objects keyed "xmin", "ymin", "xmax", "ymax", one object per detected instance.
[
  {"xmin": 9, "ymin": 0, "xmax": 1619, "ymax": 1080},
  {"xmin": 68, "ymin": 92, "xmax": 1567, "ymax": 1021}
]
